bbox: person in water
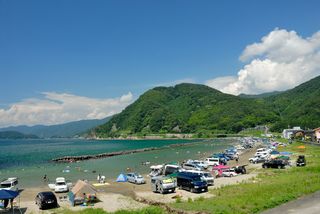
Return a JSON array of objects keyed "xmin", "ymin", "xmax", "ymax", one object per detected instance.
[{"xmin": 43, "ymin": 174, "xmax": 48, "ymax": 182}]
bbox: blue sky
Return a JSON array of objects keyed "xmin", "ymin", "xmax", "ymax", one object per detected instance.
[{"xmin": 1, "ymin": 0, "xmax": 320, "ymax": 127}]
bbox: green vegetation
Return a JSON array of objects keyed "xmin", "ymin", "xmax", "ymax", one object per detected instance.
[
  {"xmin": 0, "ymin": 131, "xmax": 39, "ymax": 139},
  {"xmin": 94, "ymin": 75, "xmax": 320, "ymax": 137},
  {"xmin": 238, "ymin": 129, "xmax": 265, "ymax": 137},
  {"xmin": 172, "ymin": 142, "xmax": 320, "ymax": 214},
  {"xmin": 59, "ymin": 206, "xmax": 165, "ymax": 214}
]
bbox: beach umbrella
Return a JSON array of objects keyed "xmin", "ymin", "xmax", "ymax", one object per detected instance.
[{"xmin": 0, "ymin": 189, "xmax": 19, "ymax": 200}]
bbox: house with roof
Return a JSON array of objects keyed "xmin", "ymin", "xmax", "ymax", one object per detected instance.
[
  {"xmin": 314, "ymin": 127, "xmax": 320, "ymax": 143},
  {"xmin": 282, "ymin": 127, "xmax": 303, "ymax": 139}
]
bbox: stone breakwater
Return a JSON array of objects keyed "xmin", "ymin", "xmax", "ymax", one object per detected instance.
[{"xmin": 52, "ymin": 142, "xmax": 203, "ymax": 163}]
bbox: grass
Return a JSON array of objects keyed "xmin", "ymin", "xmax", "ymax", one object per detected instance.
[
  {"xmin": 238, "ymin": 129, "xmax": 265, "ymax": 137},
  {"xmin": 59, "ymin": 206, "xmax": 166, "ymax": 214},
  {"xmin": 171, "ymin": 142, "xmax": 320, "ymax": 214}
]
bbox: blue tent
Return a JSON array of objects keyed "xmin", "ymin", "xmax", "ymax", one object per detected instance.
[
  {"xmin": 280, "ymin": 151, "xmax": 293, "ymax": 155},
  {"xmin": 116, "ymin": 173, "xmax": 127, "ymax": 182},
  {"xmin": 270, "ymin": 150, "xmax": 280, "ymax": 155},
  {"xmin": 0, "ymin": 189, "xmax": 19, "ymax": 200}
]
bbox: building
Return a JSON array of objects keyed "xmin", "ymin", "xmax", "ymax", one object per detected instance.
[
  {"xmin": 314, "ymin": 127, "xmax": 320, "ymax": 143},
  {"xmin": 282, "ymin": 127, "xmax": 303, "ymax": 139}
]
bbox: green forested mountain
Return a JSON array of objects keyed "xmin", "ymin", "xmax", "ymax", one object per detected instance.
[
  {"xmin": 265, "ymin": 76, "xmax": 320, "ymax": 131},
  {"xmin": 94, "ymin": 75, "xmax": 320, "ymax": 137}
]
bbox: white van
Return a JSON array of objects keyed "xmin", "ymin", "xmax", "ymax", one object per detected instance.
[
  {"xmin": 255, "ymin": 151, "xmax": 270, "ymax": 158},
  {"xmin": 256, "ymin": 148, "xmax": 267, "ymax": 153},
  {"xmin": 0, "ymin": 177, "xmax": 19, "ymax": 191},
  {"xmin": 205, "ymin": 158, "xmax": 220, "ymax": 166}
]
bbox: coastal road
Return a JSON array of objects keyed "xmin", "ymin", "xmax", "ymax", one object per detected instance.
[{"xmin": 262, "ymin": 191, "xmax": 320, "ymax": 214}]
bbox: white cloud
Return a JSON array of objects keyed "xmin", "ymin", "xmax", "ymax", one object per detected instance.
[
  {"xmin": 0, "ymin": 92, "xmax": 133, "ymax": 128},
  {"xmin": 206, "ymin": 29, "xmax": 320, "ymax": 95}
]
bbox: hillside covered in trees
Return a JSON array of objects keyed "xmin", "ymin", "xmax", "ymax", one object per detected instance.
[{"xmin": 94, "ymin": 75, "xmax": 320, "ymax": 137}]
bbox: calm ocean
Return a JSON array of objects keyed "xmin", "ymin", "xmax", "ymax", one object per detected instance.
[{"xmin": 0, "ymin": 138, "xmax": 235, "ymax": 187}]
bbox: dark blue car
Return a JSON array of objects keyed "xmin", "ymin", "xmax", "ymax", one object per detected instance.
[{"xmin": 177, "ymin": 172, "xmax": 208, "ymax": 193}]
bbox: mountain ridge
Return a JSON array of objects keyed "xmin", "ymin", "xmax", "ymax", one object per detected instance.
[
  {"xmin": 0, "ymin": 117, "xmax": 111, "ymax": 138},
  {"xmin": 0, "ymin": 131, "xmax": 39, "ymax": 139},
  {"xmin": 94, "ymin": 75, "xmax": 320, "ymax": 137}
]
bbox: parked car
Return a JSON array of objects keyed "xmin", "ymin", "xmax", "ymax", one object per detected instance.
[
  {"xmin": 35, "ymin": 191, "xmax": 58, "ymax": 210},
  {"xmin": 232, "ymin": 165, "xmax": 247, "ymax": 174},
  {"xmin": 212, "ymin": 153, "xmax": 230, "ymax": 161},
  {"xmin": 256, "ymin": 148, "xmax": 267, "ymax": 153},
  {"xmin": 0, "ymin": 177, "xmax": 19, "ymax": 191},
  {"xmin": 296, "ymin": 155, "xmax": 306, "ymax": 167},
  {"xmin": 151, "ymin": 176, "xmax": 176, "ymax": 194},
  {"xmin": 177, "ymin": 172, "xmax": 208, "ymax": 193},
  {"xmin": 262, "ymin": 159, "xmax": 286, "ymax": 169},
  {"xmin": 126, "ymin": 173, "xmax": 146, "ymax": 184},
  {"xmin": 184, "ymin": 170, "xmax": 214, "ymax": 186},
  {"xmin": 249, "ymin": 155, "xmax": 266, "ymax": 164},
  {"xmin": 200, "ymin": 172, "xmax": 214, "ymax": 186},
  {"xmin": 221, "ymin": 169, "xmax": 238, "ymax": 177},
  {"xmin": 54, "ymin": 177, "xmax": 68, "ymax": 193},
  {"xmin": 149, "ymin": 165, "xmax": 163, "ymax": 177},
  {"xmin": 187, "ymin": 160, "xmax": 208, "ymax": 169},
  {"xmin": 182, "ymin": 163, "xmax": 203, "ymax": 171},
  {"xmin": 255, "ymin": 151, "xmax": 270, "ymax": 158},
  {"xmin": 164, "ymin": 164, "xmax": 181, "ymax": 176},
  {"xmin": 205, "ymin": 157, "xmax": 220, "ymax": 166}
]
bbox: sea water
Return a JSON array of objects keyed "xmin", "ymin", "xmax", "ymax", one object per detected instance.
[{"xmin": 0, "ymin": 138, "xmax": 236, "ymax": 187}]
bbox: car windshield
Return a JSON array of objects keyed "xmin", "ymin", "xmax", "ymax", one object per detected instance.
[
  {"xmin": 56, "ymin": 182, "xmax": 66, "ymax": 185},
  {"xmin": 192, "ymin": 176, "xmax": 202, "ymax": 182},
  {"xmin": 204, "ymin": 173, "xmax": 213, "ymax": 177},
  {"xmin": 0, "ymin": 183, "xmax": 12, "ymax": 188},
  {"xmin": 166, "ymin": 166, "xmax": 179, "ymax": 174},
  {"xmin": 162, "ymin": 178, "xmax": 173, "ymax": 184}
]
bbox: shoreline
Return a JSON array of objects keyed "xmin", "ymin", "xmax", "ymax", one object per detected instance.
[
  {"xmin": 51, "ymin": 139, "xmax": 225, "ymax": 162},
  {"xmin": 90, "ymin": 134, "xmax": 244, "ymax": 141}
]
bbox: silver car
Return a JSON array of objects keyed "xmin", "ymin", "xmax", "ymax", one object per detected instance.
[
  {"xmin": 151, "ymin": 176, "xmax": 176, "ymax": 194},
  {"xmin": 182, "ymin": 163, "xmax": 203, "ymax": 171},
  {"xmin": 126, "ymin": 173, "xmax": 146, "ymax": 184}
]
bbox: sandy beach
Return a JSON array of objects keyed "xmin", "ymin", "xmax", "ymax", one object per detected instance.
[{"xmin": 0, "ymin": 144, "xmax": 263, "ymax": 214}]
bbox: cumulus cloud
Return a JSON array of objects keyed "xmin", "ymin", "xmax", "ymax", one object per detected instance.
[
  {"xmin": 0, "ymin": 92, "xmax": 133, "ymax": 128},
  {"xmin": 206, "ymin": 28, "xmax": 320, "ymax": 95}
]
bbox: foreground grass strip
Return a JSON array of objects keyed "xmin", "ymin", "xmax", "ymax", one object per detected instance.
[
  {"xmin": 172, "ymin": 143, "xmax": 320, "ymax": 214},
  {"xmin": 59, "ymin": 206, "xmax": 166, "ymax": 214}
]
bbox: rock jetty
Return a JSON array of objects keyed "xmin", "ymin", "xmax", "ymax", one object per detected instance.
[{"xmin": 52, "ymin": 142, "xmax": 198, "ymax": 163}]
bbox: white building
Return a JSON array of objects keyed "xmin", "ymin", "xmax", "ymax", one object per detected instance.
[
  {"xmin": 282, "ymin": 127, "xmax": 302, "ymax": 139},
  {"xmin": 314, "ymin": 127, "xmax": 320, "ymax": 143}
]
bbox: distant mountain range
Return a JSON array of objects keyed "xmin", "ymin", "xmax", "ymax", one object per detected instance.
[
  {"xmin": 0, "ymin": 117, "xmax": 111, "ymax": 138},
  {"xmin": 94, "ymin": 75, "xmax": 320, "ymax": 137},
  {"xmin": 0, "ymin": 131, "xmax": 39, "ymax": 139}
]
